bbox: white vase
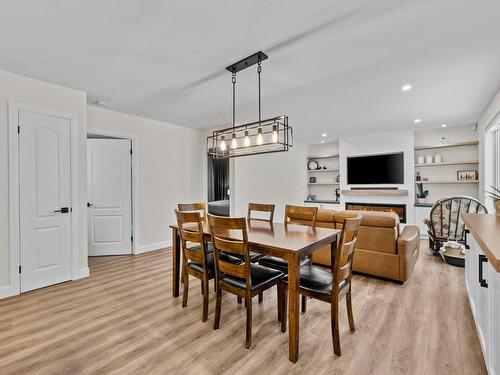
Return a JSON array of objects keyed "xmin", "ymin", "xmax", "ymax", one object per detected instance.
[
  {"xmin": 434, "ymin": 154, "xmax": 442, "ymax": 163},
  {"xmin": 417, "ymin": 156, "xmax": 425, "ymax": 164},
  {"xmin": 425, "ymin": 155, "xmax": 433, "ymax": 164}
]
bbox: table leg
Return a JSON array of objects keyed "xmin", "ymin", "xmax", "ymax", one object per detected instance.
[
  {"xmin": 172, "ymin": 227, "xmax": 180, "ymax": 297},
  {"xmin": 288, "ymin": 253, "xmax": 300, "ymax": 363}
]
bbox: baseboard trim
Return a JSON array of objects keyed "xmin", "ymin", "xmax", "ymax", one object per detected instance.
[
  {"xmin": 135, "ymin": 241, "xmax": 171, "ymax": 255},
  {"xmin": 0, "ymin": 285, "xmax": 19, "ymax": 300},
  {"xmin": 74, "ymin": 267, "xmax": 90, "ymax": 280}
]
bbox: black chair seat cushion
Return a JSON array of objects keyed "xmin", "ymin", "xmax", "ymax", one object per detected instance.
[
  {"xmin": 187, "ymin": 252, "xmax": 215, "ymax": 277},
  {"xmin": 283, "ymin": 265, "xmax": 346, "ymax": 295},
  {"xmin": 187, "ymin": 241, "xmax": 214, "ymax": 254},
  {"xmin": 221, "ymin": 264, "xmax": 284, "ymax": 291},
  {"xmin": 258, "ymin": 255, "xmax": 311, "ymax": 274},
  {"xmin": 231, "ymin": 250, "xmax": 262, "ymax": 263}
]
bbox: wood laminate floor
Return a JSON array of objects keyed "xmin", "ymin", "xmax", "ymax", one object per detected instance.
[{"xmin": 0, "ymin": 243, "xmax": 486, "ymax": 375}]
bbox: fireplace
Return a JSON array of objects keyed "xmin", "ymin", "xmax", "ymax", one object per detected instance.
[{"xmin": 345, "ymin": 202, "xmax": 406, "ymax": 223}]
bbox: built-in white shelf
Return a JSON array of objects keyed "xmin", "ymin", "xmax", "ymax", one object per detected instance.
[
  {"xmin": 414, "ymin": 160, "xmax": 479, "ymax": 167},
  {"xmin": 307, "ymin": 169, "xmax": 339, "ymax": 173},
  {"xmin": 415, "ymin": 180, "xmax": 479, "ymax": 184},
  {"xmin": 307, "ymin": 154, "xmax": 339, "ymax": 160},
  {"xmin": 414, "ymin": 140, "xmax": 479, "ymax": 151},
  {"xmin": 308, "ymin": 183, "xmax": 340, "ymax": 186}
]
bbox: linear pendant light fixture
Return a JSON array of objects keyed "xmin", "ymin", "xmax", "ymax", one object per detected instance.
[{"xmin": 207, "ymin": 51, "xmax": 293, "ymax": 158}]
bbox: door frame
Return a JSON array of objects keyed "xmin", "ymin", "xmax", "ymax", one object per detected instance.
[
  {"xmin": 7, "ymin": 102, "xmax": 80, "ymax": 297},
  {"xmin": 87, "ymin": 128, "xmax": 139, "ymax": 254}
]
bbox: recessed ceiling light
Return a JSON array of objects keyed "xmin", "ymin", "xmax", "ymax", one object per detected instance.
[
  {"xmin": 401, "ymin": 84, "xmax": 412, "ymax": 91},
  {"xmin": 414, "ymin": 118, "xmax": 422, "ymax": 124},
  {"xmin": 441, "ymin": 124, "xmax": 447, "ymax": 128},
  {"xmin": 320, "ymin": 140, "xmax": 325, "ymax": 144},
  {"xmin": 321, "ymin": 133, "xmax": 327, "ymax": 137}
]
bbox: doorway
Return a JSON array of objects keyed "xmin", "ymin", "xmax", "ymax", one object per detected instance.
[
  {"xmin": 87, "ymin": 136, "xmax": 133, "ymax": 256},
  {"xmin": 207, "ymin": 155, "xmax": 230, "ymax": 216},
  {"xmin": 8, "ymin": 102, "xmax": 80, "ymax": 294}
]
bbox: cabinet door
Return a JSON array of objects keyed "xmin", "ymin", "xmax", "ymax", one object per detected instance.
[
  {"xmin": 476, "ymin": 248, "xmax": 490, "ymax": 367},
  {"xmin": 414, "ymin": 207, "xmax": 431, "ymax": 238},
  {"xmin": 489, "ymin": 262, "xmax": 499, "ymax": 375}
]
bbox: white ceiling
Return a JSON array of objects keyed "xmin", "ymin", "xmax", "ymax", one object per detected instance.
[{"xmin": 1, "ymin": 0, "xmax": 499, "ymax": 144}]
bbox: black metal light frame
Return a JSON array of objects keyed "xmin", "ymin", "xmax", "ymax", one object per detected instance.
[
  {"xmin": 207, "ymin": 115, "xmax": 293, "ymax": 158},
  {"xmin": 206, "ymin": 51, "xmax": 293, "ymax": 159}
]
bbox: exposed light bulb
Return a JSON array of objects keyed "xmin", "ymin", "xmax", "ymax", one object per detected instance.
[
  {"xmin": 243, "ymin": 130, "xmax": 251, "ymax": 147},
  {"xmin": 220, "ymin": 135, "xmax": 227, "ymax": 151},
  {"xmin": 231, "ymin": 133, "xmax": 238, "ymax": 149},
  {"xmin": 256, "ymin": 127, "xmax": 264, "ymax": 145},
  {"xmin": 271, "ymin": 125, "xmax": 278, "ymax": 143}
]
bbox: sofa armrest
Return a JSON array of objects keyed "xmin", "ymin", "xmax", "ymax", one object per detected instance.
[{"xmin": 397, "ymin": 225, "xmax": 420, "ymax": 282}]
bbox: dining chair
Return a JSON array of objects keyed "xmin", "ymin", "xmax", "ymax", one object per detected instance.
[
  {"xmin": 208, "ymin": 214, "xmax": 284, "ymax": 349},
  {"xmin": 278, "ymin": 214, "xmax": 362, "ymax": 357},
  {"xmin": 178, "ymin": 202, "xmax": 207, "ymax": 220},
  {"xmin": 258, "ymin": 204, "xmax": 318, "ymax": 311},
  {"xmin": 247, "ymin": 202, "xmax": 275, "ymax": 222},
  {"xmin": 175, "ymin": 209, "xmax": 213, "ymax": 322}
]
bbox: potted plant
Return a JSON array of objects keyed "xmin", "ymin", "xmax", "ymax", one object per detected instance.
[
  {"xmin": 415, "ymin": 183, "xmax": 429, "ymax": 204},
  {"xmin": 485, "ymin": 186, "xmax": 500, "ymax": 216}
]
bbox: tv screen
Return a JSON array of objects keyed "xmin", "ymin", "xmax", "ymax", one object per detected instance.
[{"xmin": 347, "ymin": 152, "xmax": 404, "ymax": 184}]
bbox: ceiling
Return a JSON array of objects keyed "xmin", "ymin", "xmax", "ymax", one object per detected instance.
[{"xmin": 1, "ymin": 0, "xmax": 499, "ymax": 144}]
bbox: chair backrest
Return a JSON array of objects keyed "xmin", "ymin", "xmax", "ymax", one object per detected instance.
[
  {"xmin": 175, "ymin": 209, "xmax": 208, "ymax": 269},
  {"xmin": 428, "ymin": 196, "xmax": 488, "ymax": 241},
  {"xmin": 247, "ymin": 203, "xmax": 275, "ymax": 223},
  {"xmin": 208, "ymin": 214, "xmax": 251, "ymax": 288},
  {"xmin": 332, "ymin": 214, "xmax": 362, "ymax": 292},
  {"xmin": 178, "ymin": 202, "xmax": 207, "ymax": 220},
  {"xmin": 285, "ymin": 204, "xmax": 317, "ymax": 227}
]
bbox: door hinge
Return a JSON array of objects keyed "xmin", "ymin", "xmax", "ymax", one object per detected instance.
[
  {"xmin": 131, "ymin": 235, "xmax": 134, "ymax": 242},
  {"xmin": 17, "ymin": 125, "xmax": 20, "ymax": 134},
  {"xmin": 130, "ymin": 147, "xmax": 133, "ymax": 155},
  {"xmin": 19, "ymin": 265, "xmax": 21, "ymax": 274}
]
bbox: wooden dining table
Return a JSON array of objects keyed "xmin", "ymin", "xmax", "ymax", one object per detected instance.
[{"xmin": 170, "ymin": 219, "xmax": 340, "ymax": 363}]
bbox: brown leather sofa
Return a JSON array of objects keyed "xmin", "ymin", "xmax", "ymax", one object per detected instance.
[{"xmin": 312, "ymin": 209, "xmax": 420, "ymax": 283}]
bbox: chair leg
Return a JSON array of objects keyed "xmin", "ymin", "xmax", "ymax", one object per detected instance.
[
  {"xmin": 202, "ymin": 278, "xmax": 209, "ymax": 323},
  {"xmin": 258, "ymin": 292, "xmax": 263, "ymax": 303},
  {"xmin": 346, "ymin": 289, "xmax": 355, "ymax": 332},
  {"xmin": 280, "ymin": 284, "xmax": 287, "ymax": 333},
  {"xmin": 237, "ymin": 296, "xmax": 242, "ymax": 304},
  {"xmin": 301, "ymin": 295, "xmax": 307, "ymax": 313},
  {"xmin": 277, "ymin": 284, "xmax": 283, "ymax": 323},
  {"xmin": 245, "ymin": 296, "xmax": 253, "ymax": 349},
  {"xmin": 214, "ymin": 287, "xmax": 222, "ymax": 330},
  {"xmin": 182, "ymin": 270, "xmax": 189, "ymax": 308},
  {"xmin": 331, "ymin": 299, "xmax": 341, "ymax": 357}
]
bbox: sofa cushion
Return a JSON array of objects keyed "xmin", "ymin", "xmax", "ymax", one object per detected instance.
[
  {"xmin": 316, "ymin": 208, "xmax": 336, "ymax": 228},
  {"xmin": 335, "ymin": 210, "xmax": 399, "ymax": 228}
]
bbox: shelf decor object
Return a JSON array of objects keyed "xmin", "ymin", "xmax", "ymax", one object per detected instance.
[{"xmin": 207, "ymin": 51, "xmax": 293, "ymax": 158}]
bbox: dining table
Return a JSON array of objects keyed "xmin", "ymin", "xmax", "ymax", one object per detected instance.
[{"xmin": 169, "ymin": 219, "xmax": 340, "ymax": 363}]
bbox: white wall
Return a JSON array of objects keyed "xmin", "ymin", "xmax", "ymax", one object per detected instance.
[
  {"xmin": 478, "ymin": 87, "xmax": 500, "ymax": 212},
  {"xmin": 232, "ymin": 142, "xmax": 308, "ymax": 223},
  {"xmin": 87, "ymin": 105, "xmax": 203, "ymax": 250},
  {"xmin": 339, "ymin": 129, "xmax": 415, "ymax": 223},
  {"xmin": 0, "ymin": 70, "xmax": 88, "ymax": 293}
]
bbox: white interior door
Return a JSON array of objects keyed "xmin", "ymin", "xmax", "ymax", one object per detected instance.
[
  {"xmin": 19, "ymin": 110, "xmax": 72, "ymax": 292},
  {"xmin": 87, "ymin": 139, "xmax": 132, "ymax": 256}
]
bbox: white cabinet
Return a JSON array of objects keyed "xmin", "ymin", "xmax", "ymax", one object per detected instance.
[
  {"xmin": 414, "ymin": 206, "xmax": 431, "ymax": 239},
  {"xmin": 465, "ymin": 230, "xmax": 500, "ymax": 375}
]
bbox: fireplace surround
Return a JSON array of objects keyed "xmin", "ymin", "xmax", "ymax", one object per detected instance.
[{"xmin": 345, "ymin": 202, "xmax": 407, "ymax": 223}]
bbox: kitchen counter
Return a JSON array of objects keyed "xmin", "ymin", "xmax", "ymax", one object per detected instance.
[{"xmin": 462, "ymin": 213, "xmax": 500, "ymax": 273}]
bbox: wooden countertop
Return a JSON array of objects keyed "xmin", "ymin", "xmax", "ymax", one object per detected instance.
[{"xmin": 462, "ymin": 213, "xmax": 500, "ymax": 273}]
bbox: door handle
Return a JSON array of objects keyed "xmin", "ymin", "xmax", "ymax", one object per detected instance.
[
  {"xmin": 479, "ymin": 254, "xmax": 488, "ymax": 288},
  {"xmin": 54, "ymin": 207, "xmax": 70, "ymax": 213},
  {"xmin": 87, "ymin": 202, "xmax": 93, "ymax": 207}
]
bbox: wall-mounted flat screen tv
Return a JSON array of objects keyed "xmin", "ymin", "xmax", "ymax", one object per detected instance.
[{"xmin": 347, "ymin": 152, "xmax": 404, "ymax": 184}]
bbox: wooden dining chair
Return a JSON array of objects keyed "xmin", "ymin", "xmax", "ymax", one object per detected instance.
[
  {"xmin": 258, "ymin": 205, "xmax": 318, "ymax": 311},
  {"xmin": 247, "ymin": 203, "xmax": 275, "ymax": 223},
  {"xmin": 208, "ymin": 214, "xmax": 284, "ymax": 349},
  {"xmin": 278, "ymin": 214, "xmax": 362, "ymax": 357},
  {"xmin": 178, "ymin": 202, "xmax": 207, "ymax": 220},
  {"xmin": 175, "ymin": 209, "xmax": 213, "ymax": 322}
]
